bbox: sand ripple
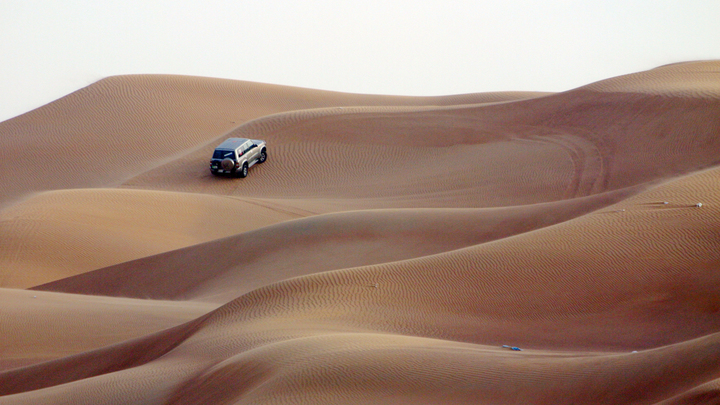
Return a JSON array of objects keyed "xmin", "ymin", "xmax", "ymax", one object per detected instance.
[{"xmin": 1, "ymin": 61, "xmax": 720, "ymax": 404}]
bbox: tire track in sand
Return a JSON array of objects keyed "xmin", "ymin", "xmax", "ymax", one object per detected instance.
[{"xmin": 524, "ymin": 129, "xmax": 606, "ymax": 199}]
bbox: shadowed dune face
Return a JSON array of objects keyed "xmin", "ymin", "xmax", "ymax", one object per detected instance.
[
  {"xmin": 2, "ymin": 61, "xmax": 720, "ymax": 404},
  {"xmin": 33, "ymin": 186, "xmax": 640, "ymax": 302},
  {"xmin": 0, "ymin": 288, "xmax": 215, "ymax": 370}
]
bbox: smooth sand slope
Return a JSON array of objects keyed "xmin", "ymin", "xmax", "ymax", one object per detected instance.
[
  {"xmin": 0, "ymin": 188, "xmax": 302, "ymax": 288},
  {"xmin": 1, "ymin": 61, "xmax": 720, "ymax": 404},
  {"xmin": 0, "ymin": 288, "xmax": 215, "ymax": 370}
]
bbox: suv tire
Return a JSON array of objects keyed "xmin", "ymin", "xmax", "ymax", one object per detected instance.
[
  {"xmin": 259, "ymin": 149, "xmax": 267, "ymax": 163},
  {"xmin": 238, "ymin": 163, "xmax": 249, "ymax": 178}
]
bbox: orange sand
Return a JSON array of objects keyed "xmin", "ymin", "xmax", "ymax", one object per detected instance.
[{"xmin": 1, "ymin": 61, "xmax": 720, "ymax": 404}]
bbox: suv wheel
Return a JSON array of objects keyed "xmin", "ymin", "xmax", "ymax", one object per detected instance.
[
  {"xmin": 259, "ymin": 149, "xmax": 267, "ymax": 163},
  {"xmin": 238, "ymin": 163, "xmax": 249, "ymax": 178}
]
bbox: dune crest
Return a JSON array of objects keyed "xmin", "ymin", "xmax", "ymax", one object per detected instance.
[{"xmin": 581, "ymin": 60, "xmax": 720, "ymax": 97}]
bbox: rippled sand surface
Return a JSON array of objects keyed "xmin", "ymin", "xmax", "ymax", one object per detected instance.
[{"xmin": 1, "ymin": 61, "xmax": 720, "ymax": 404}]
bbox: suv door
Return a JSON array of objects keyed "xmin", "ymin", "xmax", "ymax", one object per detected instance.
[
  {"xmin": 245, "ymin": 141, "xmax": 260, "ymax": 164},
  {"xmin": 236, "ymin": 143, "xmax": 248, "ymax": 163}
]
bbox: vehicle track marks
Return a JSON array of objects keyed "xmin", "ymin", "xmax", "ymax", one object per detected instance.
[{"xmin": 524, "ymin": 130, "xmax": 607, "ymax": 199}]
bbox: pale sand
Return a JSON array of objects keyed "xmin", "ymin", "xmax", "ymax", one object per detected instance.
[{"xmin": 1, "ymin": 61, "xmax": 719, "ymax": 404}]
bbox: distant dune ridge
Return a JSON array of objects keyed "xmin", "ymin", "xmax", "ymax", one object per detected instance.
[{"xmin": 1, "ymin": 61, "xmax": 720, "ymax": 404}]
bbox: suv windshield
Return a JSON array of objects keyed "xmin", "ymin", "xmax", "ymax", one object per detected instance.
[{"xmin": 213, "ymin": 150, "xmax": 235, "ymax": 159}]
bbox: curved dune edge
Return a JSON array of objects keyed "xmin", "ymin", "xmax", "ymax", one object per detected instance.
[
  {"xmin": 581, "ymin": 60, "xmax": 720, "ymax": 97},
  {"xmin": 123, "ymin": 62, "xmax": 720, "ymax": 205},
  {"xmin": 1, "ymin": 62, "xmax": 720, "ymax": 404},
  {"xmin": 33, "ymin": 185, "xmax": 642, "ymax": 302},
  {"xmin": 9, "ymin": 167, "xmax": 720, "ymax": 403},
  {"xmin": 0, "ymin": 74, "xmax": 546, "ymax": 209},
  {"xmin": 3, "ymin": 329, "xmax": 719, "ymax": 404},
  {"xmin": 657, "ymin": 378, "xmax": 720, "ymax": 405},
  {"xmin": 185, "ymin": 165, "xmax": 720, "ymax": 352},
  {"xmin": 0, "ymin": 312, "xmax": 211, "ymax": 397},
  {"xmin": 164, "ymin": 332, "xmax": 720, "ymax": 405},
  {"xmin": 0, "ymin": 188, "xmax": 304, "ymax": 288},
  {"xmin": 0, "ymin": 288, "xmax": 215, "ymax": 371}
]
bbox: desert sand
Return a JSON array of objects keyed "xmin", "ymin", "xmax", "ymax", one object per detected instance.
[{"xmin": 1, "ymin": 61, "xmax": 719, "ymax": 404}]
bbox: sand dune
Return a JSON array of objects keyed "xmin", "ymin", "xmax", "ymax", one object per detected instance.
[
  {"xmin": 583, "ymin": 60, "xmax": 720, "ymax": 97},
  {"xmin": 122, "ymin": 67, "xmax": 720, "ymax": 208},
  {"xmin": 0, "ymin": 74, "xmax": 543, "ymax": 209},
  {"xmin": 34, "ymin": 186, "xmax": 639, "ymax": 303},
  {"xmin": 0, "ymin": 288, "xmax": 214, "ymax": 370},
  {"xmin": 0, "ymin": 188, "xmax": 302, "ymax": 288},
  {"xmin": 1, "ymin": 61, "xmax": 720, "ymax": 404}
]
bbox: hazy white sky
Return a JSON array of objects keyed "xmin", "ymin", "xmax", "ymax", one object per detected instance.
[{"xmin": 1, "ymin": 0, "xmax": 719, "ymax": 122}]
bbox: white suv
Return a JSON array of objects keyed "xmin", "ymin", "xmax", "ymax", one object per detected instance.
[{"xmin": 210, "ymin": 138, "xmax": 267, "ymax": 177}]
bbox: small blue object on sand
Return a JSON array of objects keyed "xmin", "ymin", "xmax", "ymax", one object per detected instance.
[{"xmin": 502, "ymin": 345, "xmax": 522, "ymax": 351}]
